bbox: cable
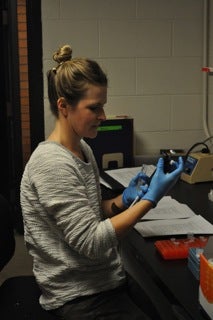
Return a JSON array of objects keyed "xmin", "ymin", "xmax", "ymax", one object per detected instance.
[
  {"xmin": 203, "ymin": 136, "xmax": 213, "ymax": 153},
  {"xmin": 184, "ymin": 142, "xmax": 210, "ymax": 160},
  {"xmin": 203, "ymin": 136, "xmax": 213, "ymax": 144}
]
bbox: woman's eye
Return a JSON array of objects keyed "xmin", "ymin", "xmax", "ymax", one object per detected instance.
[{"xmin": 90, "ymin": 105, "xmax": 102, "ymax": 112}]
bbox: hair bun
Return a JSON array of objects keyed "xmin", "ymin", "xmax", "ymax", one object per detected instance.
[{"xmin": 53, "ymin": 44, "xmax": 73, "ymax": 64}]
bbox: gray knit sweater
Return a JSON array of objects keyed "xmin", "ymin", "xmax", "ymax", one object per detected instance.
[{"xmin": 20, "ymin": 140, "xmax": 126, "ymax": 310}]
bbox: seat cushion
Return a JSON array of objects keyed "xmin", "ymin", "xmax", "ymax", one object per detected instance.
[{"xmin": 0, "ymin": 275, "xmax": 57, "ymax": 320}]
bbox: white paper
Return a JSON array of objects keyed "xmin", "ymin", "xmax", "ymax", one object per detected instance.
[
  {"xmin": 142, "ymin": 196, "xmax": 196, "ymax": 220},
  {"xmin": 99, "ymin": 177, "xmax": 112, "ymax": 189},
  {"xmin": 135, "ymin": 215, "xmax": 213, "ymax": 237},
  {"xmin": 104, "ymin": 165, "xmax": 156, "ymax": 188}
]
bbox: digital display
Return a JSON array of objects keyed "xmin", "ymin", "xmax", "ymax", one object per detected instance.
[{"xmin": 97, "ymin": 125, "xmax": 123, "ymax": 132}]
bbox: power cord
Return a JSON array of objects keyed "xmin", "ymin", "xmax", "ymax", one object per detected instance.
[
  {"xmin": 203, "ymin": 135, "xmax": 213, "ymax": 145},
  {"xmin": 184, "ymin": 141, "xmax": 210, "ymax": 160}
]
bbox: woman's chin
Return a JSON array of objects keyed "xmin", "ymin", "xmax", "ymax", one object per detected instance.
[{"xmin": 86, "ymin": 130, "xmax": 98, "ymax": 139}]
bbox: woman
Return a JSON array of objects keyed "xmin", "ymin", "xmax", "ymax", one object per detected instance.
[{"xmin": 20, "ymin": 44, "xmax": 183, "ymax": 319}]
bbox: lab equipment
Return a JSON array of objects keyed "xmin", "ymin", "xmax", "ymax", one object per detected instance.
[
  {"xmin": 161, "ymin": 150, "xmax": 176, "ymax": 173},
  {"xmin": 199, "ymin": 236, "xmax": 213, "ymax": 319},
  {"xmin": 155, "ymin": 236, "xmax": 208, "ymax": 260},
  {"xmin": 142, "ymin": 157, "xmax": 184, "ymax": 206},
  {"xmin": 129, "ymin": 165, "xmax": 155, "ymax": 207},
  {"xmin": 208, "ymin": 189, "xmax": 213, "ymax": 202},
  {"xmin": 84, "ymin": 117, "xmax": 133, "ymax": 170},
  {"xmin": 129, "ymin": 196, "xmax": 139, "ymax": 208},
  {"xmin": 181, "ymin": 152, "xmax": 213, "ymax": 184},
  {"xmin": 188, "ymin": 247, "xmax": 204, "ymax": 280},
  {"xmin": 130, "ymin": 154, "xmax": 182, "ymax": 207},
  {"xmin": 122, "ymin": 172, "xmax": 148, "ymax": 207}
]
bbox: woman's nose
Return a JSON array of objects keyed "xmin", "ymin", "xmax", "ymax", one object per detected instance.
[{"xmin": 98, "ymin": 108, "xmax": 106, "ymax": 121}]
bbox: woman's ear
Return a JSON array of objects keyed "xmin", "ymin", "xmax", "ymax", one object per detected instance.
[{"xmin": 57, "ymin": 97, "xmax": 68, "ymax": 117}]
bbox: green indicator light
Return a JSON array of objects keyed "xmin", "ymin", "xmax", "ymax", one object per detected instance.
[{"xmin": 97, "ymin": 125, "xmax": 122, "ymax": 132}]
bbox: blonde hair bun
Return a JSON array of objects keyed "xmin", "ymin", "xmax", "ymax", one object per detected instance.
[{"xmin": 53, "ymin": 44, "xmax": 73, "ymax": 64}]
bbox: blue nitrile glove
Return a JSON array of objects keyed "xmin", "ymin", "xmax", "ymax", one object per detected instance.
[
  {"xmin": 122, "ymin": 172, "xmax": 149, "ymax": 207},
  {"xmin": 142, "ymin": 156, "xmax": 184, "ymax": 207}
]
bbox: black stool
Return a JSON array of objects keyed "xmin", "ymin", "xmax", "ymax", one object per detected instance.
[
  {"xmin": 0, "ymin": 194, "xmax": 57, "ymax": 320},
  {"xmin": 0, "ymin": 275, "xmax": 57, "ymax": 320}
]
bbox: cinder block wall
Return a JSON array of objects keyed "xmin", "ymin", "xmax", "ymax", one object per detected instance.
[{"xmin": 42, "ymin": 0, "xmax": 213, "ymax": 155}]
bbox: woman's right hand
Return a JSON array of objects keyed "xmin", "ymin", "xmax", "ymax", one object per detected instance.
[{"xmin": 142, "ymin": 156, "xmax": 184, "ymax": 206}]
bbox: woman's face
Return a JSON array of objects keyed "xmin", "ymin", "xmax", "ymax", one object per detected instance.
[{"xmin": 68, "ymin": 84, "xmax": 107, "ymax": 139}]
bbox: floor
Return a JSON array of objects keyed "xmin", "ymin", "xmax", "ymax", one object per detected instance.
[{"xmin": 0, "ymin": 233, "xmax": 33, "ymax": 285}]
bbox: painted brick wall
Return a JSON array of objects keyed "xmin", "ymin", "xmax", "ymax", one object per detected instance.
[{"xmin": 17, "ymin": 0, "xmax": 30, "ymax": 166}]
